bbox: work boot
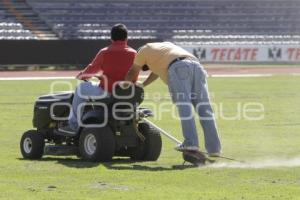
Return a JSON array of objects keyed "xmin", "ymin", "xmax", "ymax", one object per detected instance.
[{"xmin": 182, "ymin": 150, "xmax": 207, "ymax": 166}]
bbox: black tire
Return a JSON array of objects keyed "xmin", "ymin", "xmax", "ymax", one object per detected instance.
[
  {"xmin": 20, "ymin": 130, "xmax": 44, "ymax": 159},
  {"xmin": 130, "ymin": 142, "xmax": 146, "ymax": 161},
  {"xmin": 131, "ymin": 122, "xmax": 162, "ymax": 161},
  {"xmin": 79, "ymin": 127, "xmax": 115, "ymax": 162}
]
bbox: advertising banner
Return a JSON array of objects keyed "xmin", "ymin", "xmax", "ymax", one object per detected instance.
[{"xmin": 183, "ymin": 45, "xmax": 300, "ymax": 63}]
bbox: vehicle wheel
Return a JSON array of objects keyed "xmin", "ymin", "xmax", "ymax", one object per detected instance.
[
  {"xmin": 79, "ymin": 127, "xmax": 115, "ymax": 162},
  {"xmin": 131, "ymin": 122, "xmax": 162, "ymax": 161},
  {"xmin": 20, "ymin": 130, "xmax": 44, "ymax": 159},
  {"xmin": 130, "ymin": 141, "xmax": 146, "ymax": 161}
]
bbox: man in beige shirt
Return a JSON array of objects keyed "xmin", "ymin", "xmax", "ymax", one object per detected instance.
[{"xmin": 125, "ymin": 42, "xmax": 221, "ymax": 156}]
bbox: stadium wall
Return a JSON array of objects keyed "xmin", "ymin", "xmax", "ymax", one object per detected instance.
[
  {"xmin": 184, "ymin": 45, "xmax": 300, "ymax": 64},
  {"xmin": 0, "ymin": 39, "xmax": 159, "ymax": 65},
  {"xmin": 1, "ymin": 40, "xmax": 299, "ymax": 66}
]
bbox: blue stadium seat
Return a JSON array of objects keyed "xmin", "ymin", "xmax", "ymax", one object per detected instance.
[{"xmin": 1, "ymin": 0, "xmax": 300, "ymax": 43}]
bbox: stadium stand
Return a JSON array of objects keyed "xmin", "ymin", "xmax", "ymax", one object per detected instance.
[
  {"xmin": 0, "ymin": 0, "xmax": 57, "ymax": 40},
  {"xmin": 0, "ymin": 1, "xmax": 37, "ymax": 40},
  {"xmin": 0, "ymin": 0, "xmax": 300, "ymax": 44}
]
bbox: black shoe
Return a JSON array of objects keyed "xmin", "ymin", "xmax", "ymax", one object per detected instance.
[
  {"xmin": 57, "ymin": 125, "xmax": 76, "ymax": 136},
  {"xmin": 182, "ymin": 151, "xmax": 207, "ymax": 166}
]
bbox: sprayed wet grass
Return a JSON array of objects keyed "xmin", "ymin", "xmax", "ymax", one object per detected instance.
[{"xmin": 1, "ymin": 76, "xmax": 300, "ymax": 200}]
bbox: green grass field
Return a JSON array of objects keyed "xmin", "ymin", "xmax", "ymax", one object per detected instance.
[{"xmin": 1, "ymin": 76, "xmax": 300, "ymax": 200}]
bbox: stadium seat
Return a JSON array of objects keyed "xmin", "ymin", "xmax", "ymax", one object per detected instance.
[{"xmin": 0, "ymin": 0, "xmax": 299, "ymax": 43}]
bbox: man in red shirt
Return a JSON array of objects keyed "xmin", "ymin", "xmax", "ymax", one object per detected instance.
[{"xmin": 59, "ymin": 24, "xmax": 137, "ymax": 135}]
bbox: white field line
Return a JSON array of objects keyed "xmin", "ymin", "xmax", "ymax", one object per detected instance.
[
  {"xmin": 0, "ymin": 73, "xmax": 300, "ymax": 81},
  {"xmin": 0, "ymin": 76, "xmax": 75, "ymax": 80},
  {"xmin": 209, "ymin": 74, "xmax": 274, "ymax": 78}
]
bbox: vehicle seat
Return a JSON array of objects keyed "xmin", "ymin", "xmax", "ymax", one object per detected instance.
[{"xmin": 111, "ymin": 84, "xmax": 144, "ymax": 120}]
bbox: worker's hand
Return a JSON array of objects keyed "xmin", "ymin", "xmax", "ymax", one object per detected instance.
[
  {"xmin": 135, "ymin": 81, "xmax": 144, "ymax": 88},
  {"xmin": 94, "ymin": 74, "xmax": 102, "ymax": 80},
  {"xmin": 118, "ymin": 81, "xmax": 131, "ymax": 89}
]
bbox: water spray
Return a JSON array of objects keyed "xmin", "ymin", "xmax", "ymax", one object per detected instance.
[{"xmin": 143, "ymin": 118, "xmax": 246, "ymax": 164}]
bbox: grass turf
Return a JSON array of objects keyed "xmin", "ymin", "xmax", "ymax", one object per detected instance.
[{"xmin": 0, "ymin": 76, "xmax": 300, "ymax": 200}]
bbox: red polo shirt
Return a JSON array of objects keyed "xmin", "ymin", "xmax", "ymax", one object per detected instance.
[{"xmin": 77, "ymin": 40, "xmax": 137, "ymax": 93}]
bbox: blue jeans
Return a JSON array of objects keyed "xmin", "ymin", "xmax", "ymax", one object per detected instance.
[
  {"xmin": 168, "ymin": 59, "xmax": 221, "ymax": 154},
  {"xmin": 69, "ymin": 81, "xmax": 110, "ymax": 130}
]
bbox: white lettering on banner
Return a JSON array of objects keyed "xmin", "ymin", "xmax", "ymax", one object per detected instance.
[
  {"xmin": 210, "ymin": 48, "xmax": 258, "ymax": 61},
  {"xmin": 184, "ymin": 45, "xmax": 300, "ymax": 63}
]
